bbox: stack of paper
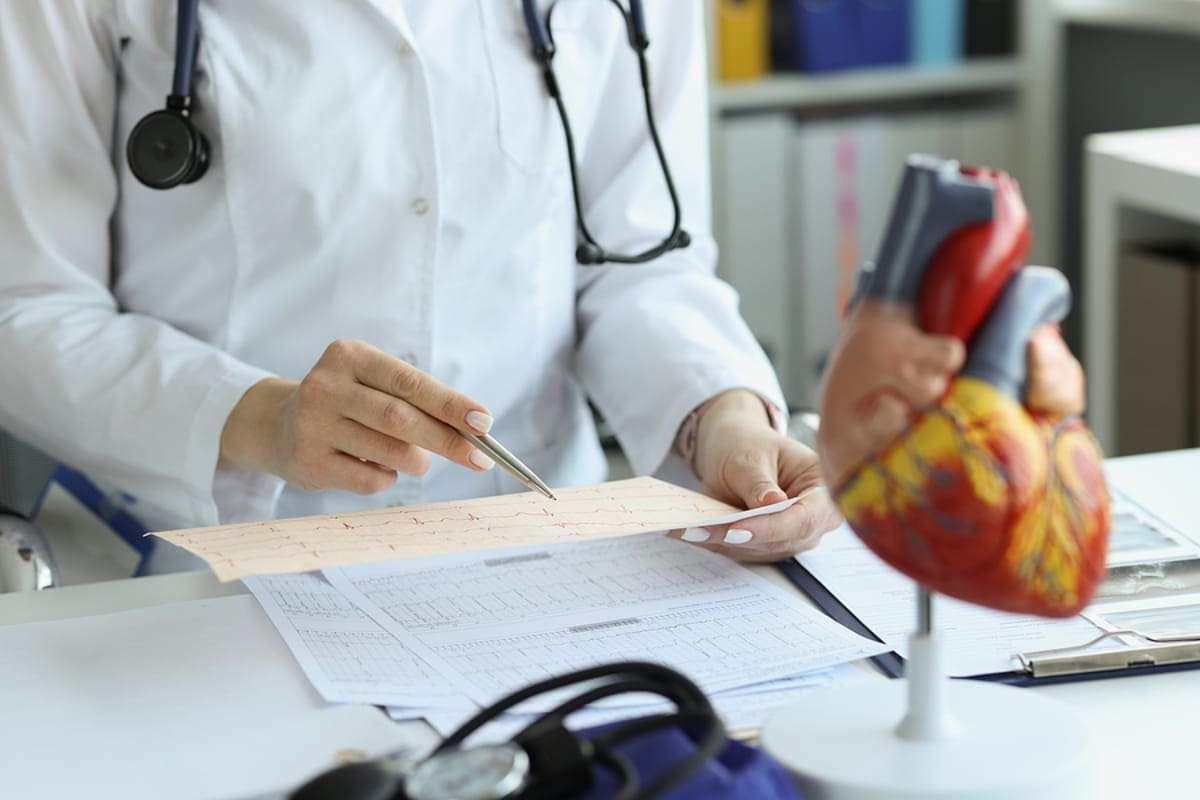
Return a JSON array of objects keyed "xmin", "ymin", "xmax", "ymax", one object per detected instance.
[
  {"xmin": 247, "ymin": 533, "xmax": 886, "ymax": 736},
  {"xmin": 168, "ymin": 477, "xmax": 891, "ymax": 735}
]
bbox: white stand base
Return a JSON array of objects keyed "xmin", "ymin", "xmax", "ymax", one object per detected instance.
[{"xmin": 761, "ymin": 680, "xmax": 1092, "ymax": 800}]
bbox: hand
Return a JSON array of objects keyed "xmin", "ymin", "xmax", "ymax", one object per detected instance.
[
  {"xmin": 817, "ymin": 301, "xmax": 965, "ymax": 489},
  {"xmin": 1025, "ymin": 323, "xmax": 1085, "ymax": 418},
  {"xmin": 669, "ymin": 390, "xmax": 842, "ymax": 563},
  {"xmin": 220, "ymin": 339, "xmax": 496, "ymax": 494}
]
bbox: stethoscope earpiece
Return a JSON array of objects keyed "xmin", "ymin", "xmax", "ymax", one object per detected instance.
[{"xmin": 126, "ymin": 107, "xmax": 210, "ymax": 190}]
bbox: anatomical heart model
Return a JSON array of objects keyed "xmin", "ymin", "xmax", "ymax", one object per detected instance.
[{"xmin": 818, "ymin": 156, "xmax": 1109, "ymax": 617}]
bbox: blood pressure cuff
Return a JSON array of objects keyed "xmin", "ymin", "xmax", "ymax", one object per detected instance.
[{"xmin": 576, "ymin": 724, "xmax": 802, "ymax": 800}]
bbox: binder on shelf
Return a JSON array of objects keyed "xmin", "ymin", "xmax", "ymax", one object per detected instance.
[
  {"xmin": 717, "ymin": 0, "xmax": 770, "ymax": 82},
  {"xmin": 789, "ymin": 118, "xmax": 844, "ymax": 407},
  {"xmin": 858, "ymin": 0, "xmax": 911, "ymax": 67},
  {"xmin": 964, "ymin": 0, "xmax": 1017, "ymax": 57},
  {"xmin": 911, "ymin": 0, "xmax": 964, "ymax": 67},
  {"xmin": 771, "ymin": 0, "xmax": 911, "ymax": 73},
  {"xmin": 945, "ymin": 105, "xmax": 1016, "ymax": 174},
  {"xmin": 716, "ymin": 114, "xmax": 796, "ymax": 402},
  {"xmin": 770, "ymin": 0, "xmax": 861, "ymax": 73}
]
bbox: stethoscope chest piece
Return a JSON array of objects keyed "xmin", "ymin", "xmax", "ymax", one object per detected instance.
[
  {"xmin": 405, "ymin": 743, "xmax": 531, "ymax": 800},
  {"xmin": 126, "ymin": 106, "xmax": 210, "ymax": 189}
]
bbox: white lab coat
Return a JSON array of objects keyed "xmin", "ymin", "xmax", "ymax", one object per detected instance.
[{"xmin": 0, "ymin": 0, "xmax": 784, "ymax": 532}]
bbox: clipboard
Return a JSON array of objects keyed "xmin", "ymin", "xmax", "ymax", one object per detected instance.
[{"xmin": 776, "ymin": 559, "xmax": 1200, "ymax": 685}]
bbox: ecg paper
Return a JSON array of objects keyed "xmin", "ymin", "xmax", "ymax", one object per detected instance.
[
  {"xmin": 324, "ymin": 533, "xmax": 889, "ymax": 711},
  {"xmin": 153, "ymin": 477, "xmax": 756, "ymax": 581},
  {"xmin": 244, "ymin": 572, "xmax": 470, "ymax": 709}
]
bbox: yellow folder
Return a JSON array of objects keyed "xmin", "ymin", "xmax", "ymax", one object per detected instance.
[{"xmin": 717, "ymin": 0, "xmax": 769, "ymax": 82}]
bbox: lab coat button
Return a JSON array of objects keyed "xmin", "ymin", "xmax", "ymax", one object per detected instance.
[
  {"xmin": 397, "ymin": 40, "xmax": 412, "ymax": 55},
  {"xmin": 411, "ymin": 197, "xmax": 429, "ymax": 216}
]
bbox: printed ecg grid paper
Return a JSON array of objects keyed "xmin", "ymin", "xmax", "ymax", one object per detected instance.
[
  {"xmin": 154, "ymin": 477, "xmax": 802, "ymax": 581},
  {"xmin": 154, "ymin": 474, "xmax": 801, "ymax": 582},
  {"xmin": 249, "ymin": 534, "xmax": 888, "ymax": 714}
]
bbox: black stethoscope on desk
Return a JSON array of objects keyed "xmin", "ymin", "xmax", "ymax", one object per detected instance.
[
  {"xmin": 126, "ymin": 0, "xmax": 690, "ymax": 266},
  {"xmin": 289, "ymin": 661, "xmax": 726, "ymax": 800}
]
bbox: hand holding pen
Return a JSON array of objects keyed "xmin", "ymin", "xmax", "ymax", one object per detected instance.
[{"xmin": 218, "ymin": 338, "xmax": 554, "ymax": 499}]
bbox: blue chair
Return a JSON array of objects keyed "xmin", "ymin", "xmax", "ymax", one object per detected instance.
[{"xmin": 0, "ymin": 430, "xmax": 60, "ymax": 592}]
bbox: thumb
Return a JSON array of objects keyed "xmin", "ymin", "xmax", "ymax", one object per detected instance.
[{"xmin": 726, "ymin": 452, "xmax": 787, "ymax": 509}]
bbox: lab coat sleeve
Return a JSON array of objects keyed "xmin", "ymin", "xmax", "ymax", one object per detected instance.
[
  {"xmin": 573, "ymin": 3, "xmax": 786, "ymax": 480},
  {"xmin": 0, "ymin": 3, "xmax": 275, "ymax": 528}
]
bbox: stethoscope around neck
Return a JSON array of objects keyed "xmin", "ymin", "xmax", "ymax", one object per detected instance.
[{"xmin": 126, "ymin": 0, "xmax": 690, "ymax": 266}]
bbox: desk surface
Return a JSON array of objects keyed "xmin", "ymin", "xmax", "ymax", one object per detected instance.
[
  {"xmin": 3, "ymin": 452, "xmax": 1198, "ymax": 799},
  {"xmin": 1059, "ymin": 0, "xmax": 1200, "ymax": 39},
  {"xmin": 1089, "ymin": 123, "xmax": 1200, "ymax": 179}
]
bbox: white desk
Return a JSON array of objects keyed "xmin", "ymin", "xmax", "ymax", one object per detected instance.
[
  {"xmin": 1084, "ymin": 124, "xmax": 1200, "ymax": 452},
  {"xmin": 3, "ymin": 452, "xmax": 1199, "ymax": 799}
]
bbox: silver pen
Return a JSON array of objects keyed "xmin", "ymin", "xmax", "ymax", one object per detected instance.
[{"xmin": 460, "ymin": 430, "xmax": 557, "ymax": 501}]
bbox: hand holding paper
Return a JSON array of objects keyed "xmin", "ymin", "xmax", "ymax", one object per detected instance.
[{"xmin": 680, "ymin": 389, "xmax": 842, "ymax": 562}]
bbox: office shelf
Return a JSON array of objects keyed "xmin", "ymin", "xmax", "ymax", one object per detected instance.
[
  {"xmin": 711, "ymin": 58, "xmax": 1020, "ymax": 113},
  {"xmin": 1057, "ymin": 0, "xmax": 1200, "ymax": 37}
]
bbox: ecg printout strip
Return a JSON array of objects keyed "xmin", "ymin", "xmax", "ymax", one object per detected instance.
[
  {"xmin": 244, "ymin": 573, "xmax": 471, "ymax": 709},
  {"xmin": 154, "ymin": 477, "xmax": 761, "ymax": 581},
  {"xmin": 325, "ymin": 534, "xmax": 889, "ymax": 711}
]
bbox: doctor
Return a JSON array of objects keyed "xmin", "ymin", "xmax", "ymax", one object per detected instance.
[{"xmin": 0, "ymin": 2, "xmax": 953, "ymax": 565}]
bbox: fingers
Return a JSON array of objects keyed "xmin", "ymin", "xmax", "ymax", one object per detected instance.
[
  {"xmin": 900, "ymin": 332, "xmax": 966, "ymax": 402},
  {"xmin": 310, "ymin": 338, "xmax": 496, "ymax": 469},
  {"xmin": 295, "ymin": 453, "xmax": 399, "ymax": 496},
  {"xmin": 712, "ymin": 447, "xmax": 788, "ymax": 510},
  {"xmin": 342, "ymin": 384, "xmax": 490, "ymax": 471},
  {"xmin": 1025, "ymin": 326, "xmax": 1086, "ymax": 418},
  {"xmin": 914, "ymin": 332, "xmax": 966, "ymax": 375},
  {"xmin": 669, "ymin": 487, "xmax": 842, "ymax": 563},
  {"xmin": 341, "ymin": 340, "xmax": 492, "ymax": 433},
  {"xmin": 267, "ymin": 339, "xmax": 499, "ymax": 496},
  {"xmin": 332, "ymin": 418, "xmax": 433, "ymax": 476}
]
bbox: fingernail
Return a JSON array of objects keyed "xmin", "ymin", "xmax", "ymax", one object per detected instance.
[
  {"xmin": 723, "ymin": 528, "xmax": 754, "ymax": 545},
  {"xmin": 757, "ymin": 487, "xmax": 785, "ymax": 504},
  {"xmin": 469, "ymin": 449, "xmax": 495, "ymax": 470},
  {"xmin": 466, "ymin": 411, "xmax": 494, "ymax": 434},
  {"xmin": 681, "ymin": 527, "xmax": 711, "ymax": 543}
]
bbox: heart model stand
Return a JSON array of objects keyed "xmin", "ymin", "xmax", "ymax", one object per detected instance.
[{"xmin": 761, "ymin": 587, "xmax": 1093, "ymax": 799}]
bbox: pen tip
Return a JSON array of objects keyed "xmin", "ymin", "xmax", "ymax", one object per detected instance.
[{"xmin": 549, "ymin": 491, "xmax": 558, "ymax": 501}]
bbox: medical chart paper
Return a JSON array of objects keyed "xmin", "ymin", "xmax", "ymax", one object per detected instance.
[
  {"xmin": 1080, "ymin": 491, "xmax": 1200, "ymax": 641},
  {"xmin": 795, "ymin": 526, "xmax": 1110, "ymax": 677},
  {"xmin": 324, "ymin": 533, "xmax": 889, "ymax": 710},
  {"xmin": 796, "ymin": 486, "xmax": 1200, "ymax": 677},
  {"xmin": 244, "ymin": 572, "xmax": 468, "ymax": 709},
  {"xmin": 152, "ymin": 477, "xmax": 786, "ymax": 581}
]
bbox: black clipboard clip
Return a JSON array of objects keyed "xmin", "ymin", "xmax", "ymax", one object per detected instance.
[{"xmin": 1017, "ymin": 629, "xmax": 1200, "ymax": 679}]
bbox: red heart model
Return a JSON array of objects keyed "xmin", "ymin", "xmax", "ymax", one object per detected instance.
[{"xmin": 818, "ymin": 158, "xmax": 1109, "ymax": 617}]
